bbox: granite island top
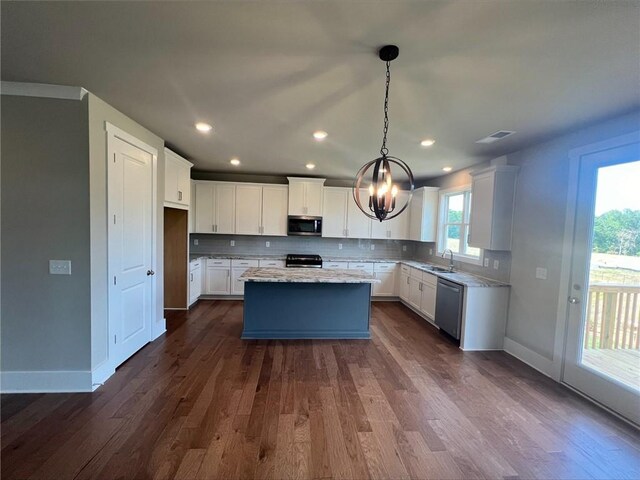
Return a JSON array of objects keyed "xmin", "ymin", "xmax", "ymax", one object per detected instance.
[{"xmin": 239, "ymin": 267, "xmax": 380, "ymax": 284}]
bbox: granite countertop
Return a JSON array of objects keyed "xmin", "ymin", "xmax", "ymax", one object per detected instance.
[
  {"xmin": 400, "ymin": 260, "xmax": 509, "ymax": 288},
  {"xmin": 323, "ymin": 257, "xmax": 403, "ymax": 263},
  {"xmin": 190, "ymin": 254, "xmax": 285, "ymax": 261},
  {"xmin": 239, "ymin": 267, "xmax": 380, "ymax": 284}
]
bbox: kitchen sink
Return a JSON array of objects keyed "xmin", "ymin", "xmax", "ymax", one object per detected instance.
[{"xmin": 429, "ymin": 266, "xmax": 452, "ymax": 273}]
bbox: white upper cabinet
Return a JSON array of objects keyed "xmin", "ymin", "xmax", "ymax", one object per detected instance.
[
  {"xmin": 261, "ymin": 186, "xmax": 288, "ymax": 236},
  {"xmin": 408, "ymin": 187, "xmax": 439, "ymax": 242},
  {"xmin": 322, "ymin": 187, "xmax": 372, "ymax": 239},
  {"xmin": 194, "ymin": 182, "xmax": 236, "ymax": 234},
  {"xmin": 235, "ymin": 184, "xmax": 263, "ymax": 235},
  {"xmin": 287, "ymin": 177, "xmax": 325, "ymax": 216},
  {"xmin": 469, "ymin": 165, "xmax": 519, "ymax": 251},
  {"xmin": 370, "ymin": 190, "xmax": 410, "ymax": 240},
  {"xmin": 164, "ymin": 148, "xmax": 193, "ymax": 209}
]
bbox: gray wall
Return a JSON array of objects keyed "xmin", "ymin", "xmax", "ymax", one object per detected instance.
[
  {"xmin": 191, "ymin": 234, "xmax": 412, "ymax": 260},
  {"xmin": 1, "ymin": 95, "xmax": 91, "ymax": 371},
  {"xmin": 88, "ymin": 93, "xmax": 165, "ymax": 370},
  {"xmin": 506, "ymin": 110, "xmax": 640, "ymax": 360}
]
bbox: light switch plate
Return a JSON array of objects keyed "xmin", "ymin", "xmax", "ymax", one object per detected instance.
[
  {"xmin": 484, "ymin": 258, "xmax": 490, "ymax": 267},
  {"xmin": 230, "ymin": 240, "xmax": 235, "ymax": 247},
  {"xmin": 49, "ymin": 260, "xmax": 71, "ymax": 275},
  {"xmin": 370, "ymin": 244, "xmax": 375, "ymax": 250},
  {"xmin": 193, "ymin": 239, "xmax": 199, "ymax": 246},
  {"xmin": 265, "ymin": 241, "xmax": 270, "ymax": 248},
  {"xmin": 536, "ymin": 267, "xmax": 548, "ymax": 280},
  {"xmin": 338, "ymin": 243, "xmax": 343, "ymax": 250},
  {"xmin": 493, "ymin": 260, "xmax": 499, "ymax": 270}
]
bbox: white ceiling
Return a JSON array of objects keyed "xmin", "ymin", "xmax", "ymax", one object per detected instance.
[{"xmin": 2, "ymin": 1, "xmax": 639, "ymax": 181}]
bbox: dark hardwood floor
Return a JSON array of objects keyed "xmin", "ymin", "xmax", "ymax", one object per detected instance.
[{"xmin": 2, "ymin": 300, "xmax": 639, "ymax": 479}]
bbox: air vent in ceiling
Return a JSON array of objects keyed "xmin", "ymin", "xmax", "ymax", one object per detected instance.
[{"xmin": 476, "ymin": 130, "xmax": 516, "ymax": 144}]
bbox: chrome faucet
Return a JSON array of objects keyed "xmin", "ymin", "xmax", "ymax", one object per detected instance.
[{"xmin": 442, "ymin": 249, "xmax": 455, "ymax": 271}]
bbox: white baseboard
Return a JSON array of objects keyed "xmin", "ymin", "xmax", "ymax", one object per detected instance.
[
  {"xmin": 152, "ymin": 318, "xmax": 166, "ymax": 341},
  {"xmin": 0, "ymin": 370, "xmax": 93, "ymax": 393},
  {"xmin": 503, "ymin": 336, "xmax": 554, "ymax": 378},
  {"xmin": 91, "ymin": 361, "xmax": 115, "ymax": 391}
]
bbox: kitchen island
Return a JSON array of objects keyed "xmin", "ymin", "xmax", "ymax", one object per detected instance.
[{"xmin": 239, "ymin": 267, "xmax": 379, "ymax": 339}]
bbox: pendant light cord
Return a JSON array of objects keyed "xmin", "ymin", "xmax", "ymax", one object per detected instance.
[{"xmin": 380, "ymin": 60, "xmax": 391, "ymax": 157}]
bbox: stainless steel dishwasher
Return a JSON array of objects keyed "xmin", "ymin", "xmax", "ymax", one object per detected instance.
[{"xmin": 435, "ymin": 278, "xmax": 464, "ymax": 339}]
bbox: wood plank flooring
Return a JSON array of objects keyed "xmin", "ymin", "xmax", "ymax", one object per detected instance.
[{"xmin": 2, "ymin": 300, "xmax": 639, "ymax": 479}]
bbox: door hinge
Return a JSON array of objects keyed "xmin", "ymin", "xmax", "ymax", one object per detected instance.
[{"xmin": 114, "ymin": 276, "xmax": 117, "ymax": 285}]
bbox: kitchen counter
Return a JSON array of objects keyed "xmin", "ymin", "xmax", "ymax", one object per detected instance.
[
  {"xmin": 240, "ymin": 267, "xmax": 379, "ymax": 283},
  {"xmin": 401, "ymin": 261, "xmax": 508, "ymax": 288}
]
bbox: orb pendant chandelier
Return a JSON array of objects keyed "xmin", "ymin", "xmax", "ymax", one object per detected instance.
[{"xmin": 353, "ymin": 45, "xmax": 414, "ymax": 222}]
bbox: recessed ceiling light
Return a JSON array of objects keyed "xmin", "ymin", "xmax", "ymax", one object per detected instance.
[
  {"xmin": 230, "ymin": 158, "xmax": 240, "ymax": 166},
  {"xmin": 306, "ymin": 163, "xmax": 316, "ymax": 170},
  {"xmin": 442, "ymin": 166, "xmax": 452, "ymax": 172},
  {"xmin": 313, "ymin": 131, "xmax": 328, "ymax": 141},
  {"xmin": 420, "ymin": 139, "xmax": 435, "ymax": 147},
  {"xmin": 195, "ymin": 122, "xmax": 213, "ymax": 133}
]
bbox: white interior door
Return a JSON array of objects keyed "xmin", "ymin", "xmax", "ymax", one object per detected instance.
[
  {"xmin": 108, "ymin": 132, "xmax": 155, "ymax": 369},
  {"xmin": 563, "ymin": 137, "xmax": 640, "ymax": 425}
]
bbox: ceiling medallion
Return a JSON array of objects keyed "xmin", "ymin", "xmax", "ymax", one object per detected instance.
[{"xmin": 353, "ymin": 45, "xmax": 414, "ymax": 222}]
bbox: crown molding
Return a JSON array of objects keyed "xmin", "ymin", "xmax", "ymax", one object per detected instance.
[{"xmin": 1, "ymin": 81, "xmax": 88, "ymax": 101}]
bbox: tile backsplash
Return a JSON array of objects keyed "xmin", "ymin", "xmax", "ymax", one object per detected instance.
[{"xmin": 190, "ymin": 234, "xmax": 415, "ymax": 260}]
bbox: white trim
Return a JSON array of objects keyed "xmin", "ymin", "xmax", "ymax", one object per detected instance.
[
  {"xmin": 554, "ymin": 130, "xmax": 640, "ymax": 381},
  {"xmin": 165, "ymin": 147, "xmax": 194, "ymax": 168},
  {"xmin": 91, "ymin": 361, "xmax": 115, "ymax": 391},
  {"xmin": 0, "ymin": 370, "xmax": 93, "ymax": 393},
  {"xmin": 152, "ymin": 318, "xmax": 167, "ymax": 341},
  {"xmin": 105, "ymin": 122, "xmax": 159, "ymax": 157},
  {"xmin": 0, "ymin": 81, "xmax": 88, "ymax": 100},
  {"xmin": 436, "ymin": 185, "xmax": 483, "ymax": 265},
  {"xmin": 503, "ymin": 337, "xmax": 554, "ymax": 378}
]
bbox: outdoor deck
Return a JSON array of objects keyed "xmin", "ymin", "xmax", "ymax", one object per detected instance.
[{"xmin": 582, "ymin": 347, "xmax": 640, "ymax": 390}]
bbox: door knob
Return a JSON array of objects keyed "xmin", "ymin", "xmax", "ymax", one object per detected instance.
[
  {"xmin": 147, "ymin": 270, "xmax": 155, "ymax": 276},
  {"xmin": 568, "ymin": 296, "xmax": 580, "ymax": 304}
]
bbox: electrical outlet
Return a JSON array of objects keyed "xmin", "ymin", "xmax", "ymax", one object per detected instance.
[
  {"xmin": 493, "ymin": 260, "xmax": 499, "ymax": 270},
  {"xmin": 484, "ymin": 258, "xmax": 489, "ymax": 267},
  {"xmin": 402, "ymin": 245, "xmax": 407, "ymax": 252},
  {"xmin": 230, "ymin": 240, "xmax": 235, "ymax": 247},
  {"xmin": 338, "ymin": 243, "xmax": 343, "ymax": 250},
  {"xmin": 193, "ymin": 239, "xmax": 199, "ymax": 246},
  {"xmin": 429, "ymin": 248, "xmax": 433, "ymax": 255},
  {"xmin": 536, "ymin": 267, "xmax": 548, "ymax": 280},
  {"xmin": 265, "ymin": 241, "xmax": 270, "ymax": 248},
  {"xmin": 370, "ymin": 244, "xmax": 375, "ymax": 250},
  {"xmin": 49, "ymin": 260, "xmax": 71, "ymax": 275}
]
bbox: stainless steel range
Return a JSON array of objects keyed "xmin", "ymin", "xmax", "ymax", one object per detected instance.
[{"xmin": 285, "ymin": 254, "xmax": 323, "ymax": 268}]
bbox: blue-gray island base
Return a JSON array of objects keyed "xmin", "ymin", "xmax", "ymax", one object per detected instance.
[{"xmin": 240, "ymin": 267, "xmax": 379, "ymax": 339}]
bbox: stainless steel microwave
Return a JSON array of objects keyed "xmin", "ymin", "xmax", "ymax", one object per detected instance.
[{"xmin": 287, "ymin": 216, "xmax": 322, "ymax": 236}]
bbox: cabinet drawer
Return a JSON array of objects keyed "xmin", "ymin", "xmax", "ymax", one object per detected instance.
[
  {"xmin": 374, "ymin": 262, "xmax": 397, "ymax": 272},
  {"xmin": 422, "ymin": 271, "xmax": 437, "ymax": 286},
  {"xmin": 400, "ymin": 264, "xmax": 411, "ymax": 275},
  {"xmin": 410, "ymin": 267, "xmax": 423, "ymax": 279},
  {"xmin": 231, "ymin": 259, "xmax": 259, "ymax": 268},
  {"xmin": 189, "ymin": 259, "xmax": 201, "ymax": 271},
  {"xmin": 348, "ymin": 262, "xmax": 374, "ymax": 273},
  {"xmin": 207, "ymin": 258, "xmax": 231, "ymax": 267},
  {"xmin": 324, "ymin": 262, "xmax": 349, "ymax": 269},
  {"xmin": 258, "ymin": 259, "xmax": 285, "ymax": 268}
]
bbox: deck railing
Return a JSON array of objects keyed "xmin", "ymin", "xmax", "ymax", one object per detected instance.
[{"xmin": 584, "ymin": 283, "xmax": 640, "ymax": 350}]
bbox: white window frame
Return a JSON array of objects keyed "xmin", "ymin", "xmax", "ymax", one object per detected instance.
[{"xmin": 437, "ymin": 185, "xmax": 483, "ymax": 265}]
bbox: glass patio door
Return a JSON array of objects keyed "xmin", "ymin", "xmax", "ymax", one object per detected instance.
[{"xmin": 563, "ymin": 139, "xmax": 640, "ymax": 425}]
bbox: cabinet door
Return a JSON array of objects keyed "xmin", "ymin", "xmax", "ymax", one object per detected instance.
[
  {"xmin": 370, "ymin": 218, "xmax": 388, "ymax": 239},
  {"xmin": 262, "ymin": 186, "xmax": 288, "ymax": 236},
  {"xmin": 388, "ymin": 191, "xmax": 410, "ymax": 240},
  {"xmin": 408, "ymin": 189, "xmax": 422, "ymax": 241},
  {"xmin": 399, "ymin": 273, "xmax": 410, "ymax": 301},
  {"xmin": 408, "ymin": 277, "xmax": 422, "ymax": 309},
  {"xmin": 235, "ymin": 185, "xmax": 263, "ymax": 235},
  {"xmin": 373, "ymin": 271, "xmax": 395, "ymax": 296},
  {"xmin": 194, "ymin": 183, "xmax": 214, "ymax": 233},
  {"xmin": 305, "ymin": 182, "xmax": 323, "ymax": 216},
  {"xmin": 288, "ymin": 181, "xmax": 306, "ymax": 215},
  {"xmin": 231, "ymin": 267, "xmax": 247, "ymax": 295},
  {"xmin": 420, "ymin": 282, "xmax": 436, "ymax": 319},
  {"xmin": 177, "ymin": 163, "xmax": 191, "ymax": 207},
  {"xmin": 189, "ymin": 266, "xmax": 201, "ymax": 304},
  {"xmin": 347, "ymin": 189, "xmax": 372, "ymax": 238},
  {"xmin": 164, "ymin": 156, "xmax": 179, "ymax": 204},
  {"xmin": 214, "ymin": 184, "xmax": 236, "ymax": 234},
  {"xmin": 322, "ymin": 188, "xmax": 347, "ymax": 238},
  {"xmin": 469, "ymin": 173, "xmax": 494, "ymax": 249},
  {"xmin": 205, "ymin": 267, "xmax": 230, "ymax": 294}
]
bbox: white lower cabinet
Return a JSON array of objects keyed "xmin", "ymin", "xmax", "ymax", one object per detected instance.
[
  {"xmin": 205, "ymin": 259, "xmax": 231, "ymax": 294},
  {"xmin": 231, "ymin": 259, "xmax": 259, "ymax": 295},
  {"xmin": 324, "ymin": 261, "xmax": 349, "ymax": 269},
  {"xmin": 372, "ymin": 263, "xmax": 397, "ymax": 297},
  {"xmin": 419, "ymin": 273, "xmax": 437, "ymax": 320},
  {"xmin": 399, "ymin": 272, "xmax": 410, "ymax": 302},
  {"xmin": 189, "ymin": 259, "xmax": 202, "ymax": 306},
  {"xmin": 258, "ymin": 259, "xmax": 285, "ymax": 268},
  {"xmin": 408, "ymin": 276, "xmax": 422, "ymax": 309}
]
